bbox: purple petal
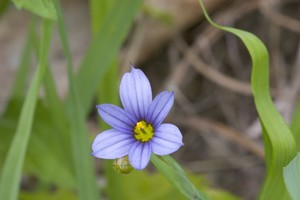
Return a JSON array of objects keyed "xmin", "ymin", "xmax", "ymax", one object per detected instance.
[
  {"xmin": 128, "ymin": 141, "xmax": 152, "ymax": 170},
  {"xmin": 92, "ymin": 129, "xmax": 135, "ymax": 159},
  {"xmin": 119, "ymin": 67, "xmax": 152, "ymax": 120},
  {"xmin": 146, "ymin": 91, "xmax": 174, "ymax": 128},
  {"xmin": 151, "ymin": 123, "xmax": 183, "ymax": 156},
  {"xmin": 97, "ymin": 104, "xmax": 135, "ymax": 133}
]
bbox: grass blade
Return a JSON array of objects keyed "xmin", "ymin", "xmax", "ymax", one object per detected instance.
[
  {"xmin": 89, "ymin": 0, "xmax": 116, "ymax": 35},
  {"xmin": 89, "ymin": 1, "xmax": 123, "ymax": 199},
  {"xmin": 97, "ymin": 61, "xmax": 122, "ymax": 200},
  {"xmin": 197, "ymin": 1, "xmax": 297, "ymax": 199},
  {"xmin": 68, "ymin": 0, "xmax": 142, "ymax": 116},
  {"xmin": 54, "ymin": 1, "xmax": 100, "ymax": 199},
  {"xmin": 3, "ymin": 17, "xmax": 35, "ymax": 118},
  {"xmin": 151, "ymin": 155, "xmax": 208, "ymax": 200},
  {"xmin": 9, "ymin": 19, "xmax": 35, "ymax": 99},
  {"xmin": 0, "ymin": 19, "xmax": 53, "ymax": 200}
]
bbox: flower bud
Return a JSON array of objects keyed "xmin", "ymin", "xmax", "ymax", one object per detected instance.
[{"xmin": 113, "ymin": 156, "xmax": 133, "ymax": 174}]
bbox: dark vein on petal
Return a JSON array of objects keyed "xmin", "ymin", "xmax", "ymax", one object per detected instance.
[
  {"xmin": 130, "ymin": 141, "xmax": 140, "ymax": 160},
  {"xmin": 100, "ymin": 106, "xmax": 134, "ymax": 130},
  {"xmin": 152, "ymin": 93, "xmax": 173, "ymax": 126},
  {"xmin": 126, "ymin": 77, "xmax": 135, "ymax": 115},
  {"xmin": 150, "ymin": 139, "xmax": 174, "ymax": 150},
  {"xmin": 93, "ymin": 137, "xmax": 134, "ymax": 155},
  {"xmin": 153, "ymin": 135, "xmax": 183, "ymax": 145},
  {"xmin": 133, "ymin": 70, "xmax": 141, "ymax": 120},
  {"xmin": 94, "ymin": 132, "xmax": 130, "ymax": 146},
  {"xmin": 121, "ymin": 74, "xmax": 135, "ymax": 120},
  {"xmin": 140, "ymin": 143, "xmax": 145, "ymax": 169},
  {"xmin": 126, "ymin": 76, "xmax": 138, "ymax": 121},
  {"xmin": 138, "ymin": 71, "xmax": 145, "ymax": 117},
  {"xmin": 147, "ymin": 93, "xmax": 162, "ymax": 122}
]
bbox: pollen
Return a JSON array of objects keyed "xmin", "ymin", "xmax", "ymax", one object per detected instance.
[{"xmin": 133, "ymin": 120, "xmax": 154, "ymax": 142}]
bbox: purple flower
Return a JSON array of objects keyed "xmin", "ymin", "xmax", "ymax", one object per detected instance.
[{"xmin": 92, "ymin": 67, "xmax": 183, "ymax": 170}]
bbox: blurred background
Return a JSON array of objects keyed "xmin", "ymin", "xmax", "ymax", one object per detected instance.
[{"xmin": 0, "ymin": 0, "xmax": 299, "ymax": 199}]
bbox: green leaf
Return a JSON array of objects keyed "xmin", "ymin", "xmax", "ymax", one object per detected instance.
[
  {"xmin": 9, "ymin": 20, "xmax": 34, "ymax": 99},
  {"xmin": 121, "ymin": 169, "xmax": 239, "ymax": 200},
  {"xmin": 25, "ymin": 100, "xmax": 75, "ymax": 188},
  {"xmin": 151, "ymin": 155, "xmax": 208, "ymax": 200},
  {"xmin": 283, "ymin": 153, "xmax": 300, "ymax": 200},
  {"xmin": 89, "ymin": 1, "xmax": 123, "ymax": 199},
  {"xmin": 197, "ymin": 1, "xmax": 297, "ymax": 199},
  {"xmin": 11, "ymin": 0, "xmax": 56, "ymax": 19},
  {"xmin": 54, "ymin": 1, "xmax": 100, "ymax": 199},
  {"xmin": 89, "ymin": 0, "xmax": 117, "ymax": 35},
  {"xmin": 0, "ymin": 118, "xmax": 17, "ymax": 171},
  {"xmin": 0, "ymin": 17, "xmax": 74, "ymax": 188},
  {"xmin": 3, "ymin": 17, "xmax": 36, "ymax": 118},
  {"xmin": 97, "ymin": 62, "xmax": 121, "ymax": 200},
  {"xmin": 0, "ymin": 19, "xmax": 53, "ymax": 200},
  {"xmin": 0, "ymin": 101, "xmax": 75, "ymax": 188},
  {"xmin": 67, "ymin": 0, "xmax": 142, "ymax": 116}
]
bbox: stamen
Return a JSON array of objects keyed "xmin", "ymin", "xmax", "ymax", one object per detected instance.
[{"xmin": 133, "ymin": 120, "xmax": 154, "ymax": 142}]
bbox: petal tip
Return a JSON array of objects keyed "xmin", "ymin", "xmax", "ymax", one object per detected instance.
[
  {"xmin": 96, "ymin": 104, "xmax": 100, "ymax": 108},
  {"xmin": 130, "ymin": 65, "xmax": 138, "ymax": 72},
  {"xmin": 96, "ymin": 104, "xmax": 105, "ymax": 111},
  {"xmin": 130, "ymin": 63, "xmax": 136, "ymax": 69},
  {"xmin": 169, "ymin": 91, "xmax": 175, "ymax": 98},
  {"xmin": 91, "ymin": 151, "xmax": 97, "ymax": 157}
]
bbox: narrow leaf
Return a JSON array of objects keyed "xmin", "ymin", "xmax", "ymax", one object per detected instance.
[
  {"xmin": 89, "ymin": 1, "xmax": 122, "ymax": 199},
  {"xmin": 9, "ymin": 20, "xmax": 34, "ymax": 99},
  {"xmin": 4, "ymin": 18, "xmax": 36, "ymax": 118},
  {"xmin": 54, "ymin": 1, "xmax": 100, "ymax": 199},
  {"xmin": 89, "ymin": 0, "xmax": 116, "ymax": 35},
  {"xmin": 0, "ymin": 19, "xmax": 53, "ymax": 200},
  {"xmin": 151, "ymin": 155, "xmax": 207, "ymax": 200},
  {"xmin": 67, "ymin": 0, "xmax": 142, "ymax": 116},
  {"xmin": 197, "ymin": 1, "xmax": 296, "ymax": 199},
  {"xmin": 98, "ymin": 61, "xmax": 121, "ymax": 200}
]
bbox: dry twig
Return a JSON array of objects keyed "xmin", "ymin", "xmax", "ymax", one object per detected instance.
[{"xmin": 173, "ymin": 116, "xmax": 265, "ymax": 160}]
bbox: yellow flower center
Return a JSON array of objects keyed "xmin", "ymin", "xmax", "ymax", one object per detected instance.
[{"xmin": 133, "ymin": 120, "xmax": 154, "ymax": 142}]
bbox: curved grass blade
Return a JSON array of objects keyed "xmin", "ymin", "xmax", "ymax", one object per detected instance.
[
  {"xmin": 197, "ymin": 1, "xmax": 296, "ymax": 199},
  {"xmin": 283, "ymin": 153, "xmax": 300, "ymax": 200},
  {"xmin": 151, "ymin": 155, "xmax": 208, "ymax": 200},
  {"xmin": 0, "ymin": 19, "xmax": 53, "ymax": 200}
]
